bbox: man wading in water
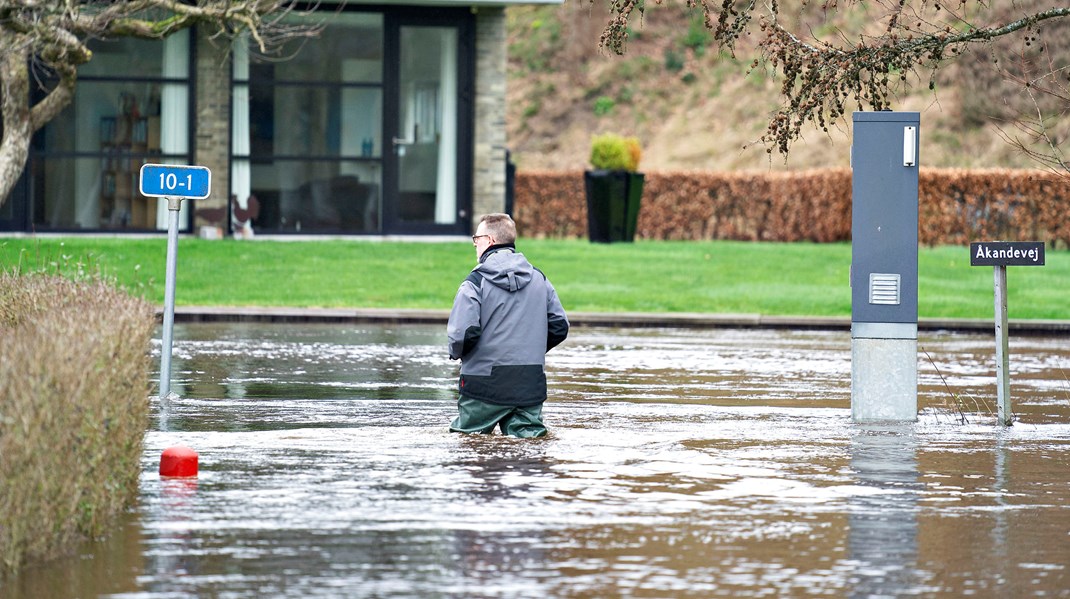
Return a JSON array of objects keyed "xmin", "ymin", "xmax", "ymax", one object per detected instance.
[{"xmin": 447, "ymin": 213, "xmax": 569, "ymax": 437}]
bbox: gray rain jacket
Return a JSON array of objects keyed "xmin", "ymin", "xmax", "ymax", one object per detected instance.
[{"xmin": 447, "ymin": 245, "xmax": 569, "ymax": 407}]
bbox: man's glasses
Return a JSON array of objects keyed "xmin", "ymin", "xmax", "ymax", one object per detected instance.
[{"xmin": 471, "ymin": 234, "xmax": 490, "ymax": 244}]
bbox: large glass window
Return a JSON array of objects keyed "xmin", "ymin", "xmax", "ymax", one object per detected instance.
[
  {"xmin": 396, "ymin": 26, "xmax": 458, "ymax": 226},
  {"xmin": 233, "ymin": 13, "xmax": 384, "ymax": 234},
  {"xmin": 30, "ymin": 32, "xmax": 192, "ymax": 231}
]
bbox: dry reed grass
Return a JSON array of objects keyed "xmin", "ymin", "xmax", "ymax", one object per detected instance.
[{"xmin": 0, "ymin": 272, "xmax": 155, "ymax": 573}]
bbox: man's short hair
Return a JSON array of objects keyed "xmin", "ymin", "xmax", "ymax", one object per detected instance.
[{"xmin": 479, "ymin": 213, "xmax": 517, "ymax": 244}]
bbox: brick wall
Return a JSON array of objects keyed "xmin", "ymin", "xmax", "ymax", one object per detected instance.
[
  {"xmin": 473, "ymin": 8, "xmax": 508, "ymax": 230},
  {"xmin": 193, "ymin": 32, "xmax": 231, "ymax": 232}
]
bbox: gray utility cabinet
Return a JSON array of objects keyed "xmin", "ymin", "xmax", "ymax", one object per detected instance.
[{"xmin": 851, "ymin": 111, "xmax": 920, "ymax": 422}]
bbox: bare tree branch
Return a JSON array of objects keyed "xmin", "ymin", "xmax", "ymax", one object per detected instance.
[
  {"xmin": 993, "ymin": 31, "xmax": 1070, "ymax": 176},
  {"xmin": 597, "ymin": 0, "xmax": 1070, "ymax": 170},
  {"xmin": 0, "ymin": 0, "xmax": 326, "ymax": 207}
]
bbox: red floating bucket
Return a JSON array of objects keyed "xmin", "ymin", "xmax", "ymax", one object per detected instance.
[{"xmin": 159, "ymin": 446, "xmax": 199, "ymax": 477}]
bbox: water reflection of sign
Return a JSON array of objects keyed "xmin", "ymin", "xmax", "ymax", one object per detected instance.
[{"xmin": 970, "ymin": 241, "xmax": 1045, "ymax": 266}]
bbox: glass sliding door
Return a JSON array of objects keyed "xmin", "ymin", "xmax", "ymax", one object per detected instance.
[
  {"xmin": 231, "ymin": 8, "xmax": 471, "ymax": 236},
  {"xmin": 383, "ymin": 13, "xmax": 471, "ymax": 235},
  {"xmin": 392, "ymin": 26, "xmax": 458, "ymax": 227},
  {"xmin": 233, "ymin": 13, "xmax": 384, "ymax": 234}
]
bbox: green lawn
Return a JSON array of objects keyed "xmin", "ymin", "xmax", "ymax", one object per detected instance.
[{"xmin": 2, "ymin": 237, "xmax": 1066, "ymax": 320}]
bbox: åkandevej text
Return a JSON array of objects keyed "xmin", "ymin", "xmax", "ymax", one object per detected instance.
[{"xmin": 974, "ymin": 245, "xmax": 1042, "ymax": 263}]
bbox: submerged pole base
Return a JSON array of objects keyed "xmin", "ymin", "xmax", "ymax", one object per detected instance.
[{"xmin": 851, "ymin": 336, "xmax": 918, "ymax": 422}]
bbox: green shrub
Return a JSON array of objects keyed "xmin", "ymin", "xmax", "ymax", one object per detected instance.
[
  {"xmin": 523, "ymin": 101, "xmax": 540, "ymax": 118},
  {"xmin": 589, "ymin": 133, "xmax": 642, "ymax": 172},
  {"xmin": 593, "ymin": 96, "xmax": 616, "ymax": 117},
  {"xmin": 664, "ymin": 48, "xmax": 685, "ymax": 72},
  {"xmin": 0, "ymin": 273, "xmax": 155, "ymax": 574},
  {"xmin": 681, "ymin": 17, "xmax": 712, "ymax": 56},
  {"xmin": 507, "ymin": 5, "xmax": 562, "ymax": 73}
]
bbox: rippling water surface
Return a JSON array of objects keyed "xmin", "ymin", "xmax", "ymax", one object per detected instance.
[{"xmin": 8, "ymin": 323, "xmax": 1070, "ymax": 597}]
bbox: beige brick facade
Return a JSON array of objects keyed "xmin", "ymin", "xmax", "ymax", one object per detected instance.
[
  {"xmin": 472, "ymin": 8, "xmax": 509, "ymax": 230},
  {"xmin": 193, "ymin": 33, "xmax": 231, "ymax": 232}
]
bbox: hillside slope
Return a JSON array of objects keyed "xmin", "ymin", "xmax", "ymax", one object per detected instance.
[{"xmin": 505, "ymin": 2, "xmax": 1067, "ymax": 173}]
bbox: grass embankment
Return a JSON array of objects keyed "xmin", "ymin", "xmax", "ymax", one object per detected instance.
[
  {"xmin": 0, "ymin": 273, "xmax": 155, "ymax": 573},
  {"xmin": 1, "ymin": 237, "xmax": 1067, "ymax": 320}
]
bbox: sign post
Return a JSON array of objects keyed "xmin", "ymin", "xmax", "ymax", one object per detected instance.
[
  {"xmin": 970, "ymin": 241, "xmax": 1046, "ymax": 426},
  {"xmin": 140, "ymin": 164, "xmax": 211, "ymax": 399}
]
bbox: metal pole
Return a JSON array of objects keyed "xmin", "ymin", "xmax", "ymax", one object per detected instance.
[
  {"xmin": 159, "ymin": 197, "xmax": 183, "ymax": 399},
  {"xmin": 994, "ymin": 265, "xmax": 1011, "ymax": 426}
]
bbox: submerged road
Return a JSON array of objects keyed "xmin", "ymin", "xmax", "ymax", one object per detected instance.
[
  {"xmin": 166, "ymin": 305, "xmax": 1070, "ymax": 335},
  {"xmin": 7, "ymin": 323, "xmax": 1070, "ymax": 598}
]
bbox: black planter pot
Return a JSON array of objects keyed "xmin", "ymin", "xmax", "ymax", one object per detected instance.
[{"xmin": 584, "ymin": 170, "xmax": 644, "ymax": 243}]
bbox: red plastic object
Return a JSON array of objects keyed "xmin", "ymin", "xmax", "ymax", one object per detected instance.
[{"xmin": 159, "ymin": 446, "xmax": 199, "ymax": 477}]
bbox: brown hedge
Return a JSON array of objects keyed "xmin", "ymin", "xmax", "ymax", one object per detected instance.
[
  {"xmin": 918, "ymin": 169, "xmax": 1070, "ymax": 246},
  {"xmin": 514, "ymin": 168, "xmax": 1070, "ymax": 246}
]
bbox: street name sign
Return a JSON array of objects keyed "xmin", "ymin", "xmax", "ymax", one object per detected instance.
[
  {"xmin": 139, "ymin": 164, "xmax": 211, "ymax": 199},
  {"xmin": 970, "ymin": 240, "xmax": 1047, "ymax": 426},
  {"xmin": 970, "ymin": 241, "xmax": 1045, "ymax": 267}
]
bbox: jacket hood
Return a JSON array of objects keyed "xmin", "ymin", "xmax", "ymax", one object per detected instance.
[{"xmin": 475, "ymin": 246, "xmax": 533, "ymax": 292}]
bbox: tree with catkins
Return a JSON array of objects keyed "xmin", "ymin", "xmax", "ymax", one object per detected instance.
[{"xmin": 598, "ymin": 0, "xmax": 1070, "ymax": 173}]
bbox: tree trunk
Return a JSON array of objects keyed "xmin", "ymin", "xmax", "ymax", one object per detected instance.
[
  {"xmin": 0, "ymin": 47, "xmax": 33, "ymax": 210},
  {"xmin": 0, "ymin": 45, "xmax": 77, "ymax": 211}
]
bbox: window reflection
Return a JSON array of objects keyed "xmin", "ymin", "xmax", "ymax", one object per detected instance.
[
  {"xmin": 232, "ymin": 13, "xmax": 384, "ymax": 234},
  {"xmin": 245, "ymin": 159, "xmax": 380, "ymax": 233},
  {"xmin": 33, "ymin": 32, "xmax": 191, "ymax": 231},
  {"xmin": 397, "ymin": 26, "xmax": 457, "ymax": 225}
]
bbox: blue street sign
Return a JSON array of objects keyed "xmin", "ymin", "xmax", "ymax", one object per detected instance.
[{"xmin": 140, "ymin": 164, "xmax": 212, "ymax": 199}]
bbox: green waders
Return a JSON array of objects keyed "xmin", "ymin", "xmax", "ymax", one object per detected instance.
[{"xmin": 450, "ymin": 395, "xmax": 547, "ymax": 438}]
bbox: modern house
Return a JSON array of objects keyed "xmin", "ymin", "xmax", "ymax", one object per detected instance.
[{"xmin": 0, "ymin": 0, "xmax": 554, "ymax": 237}]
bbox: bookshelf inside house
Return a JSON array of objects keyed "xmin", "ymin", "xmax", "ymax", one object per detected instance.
[{"xmin": 99, "ymin": 93, "xmax": 161, "ymax": 229}]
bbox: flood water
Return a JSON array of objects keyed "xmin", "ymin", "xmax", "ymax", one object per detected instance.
[{"xmin": 7, "ymin": 323, "xmax": 1070, "ymax": 598}]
